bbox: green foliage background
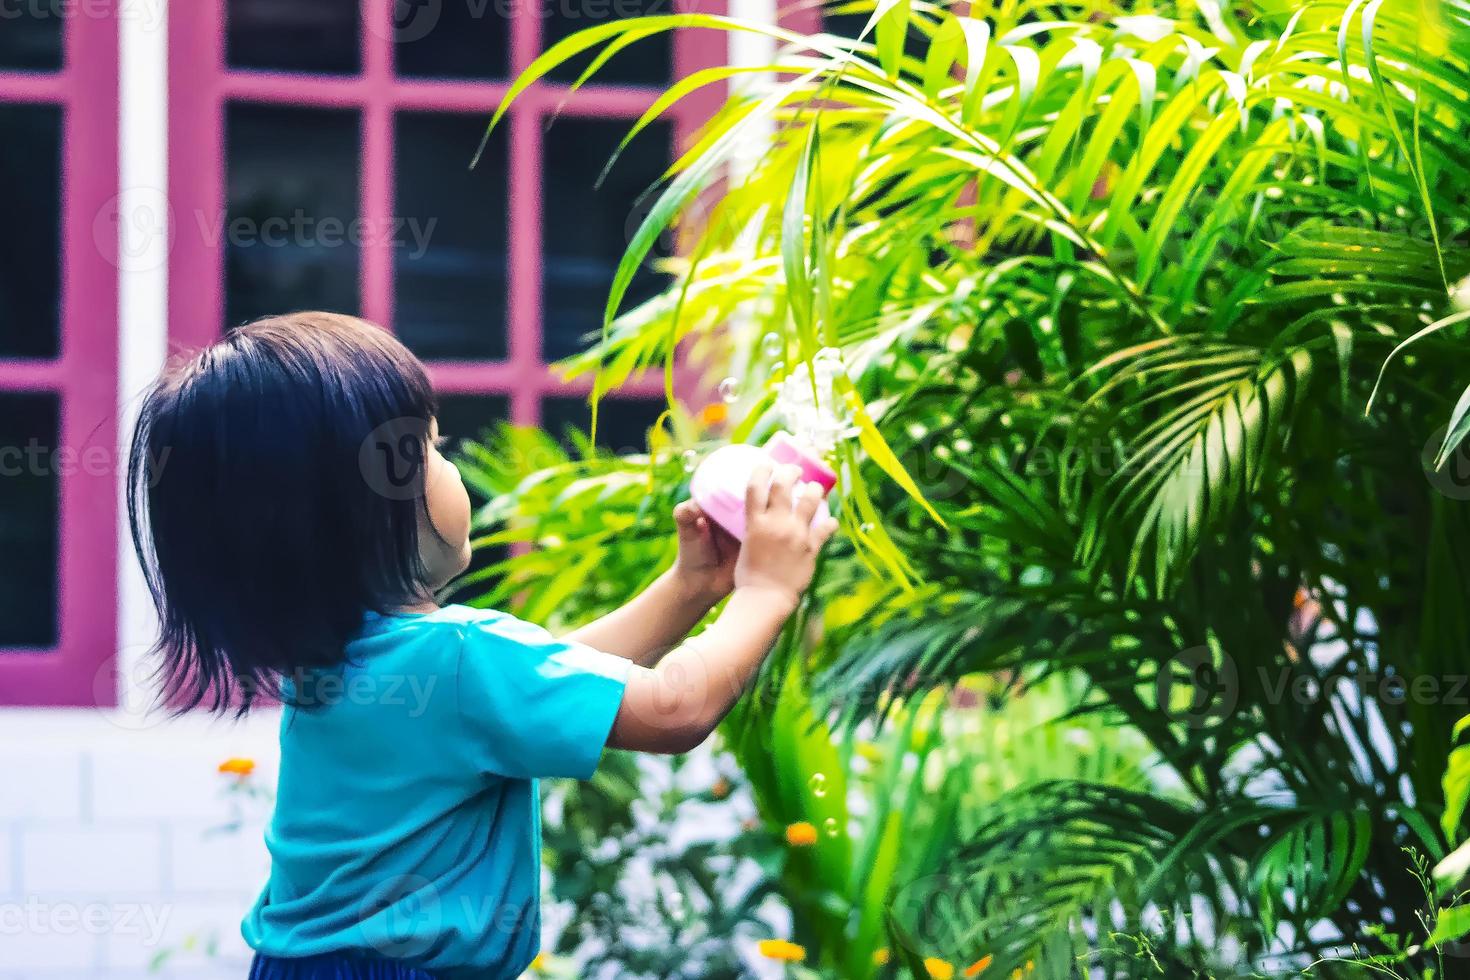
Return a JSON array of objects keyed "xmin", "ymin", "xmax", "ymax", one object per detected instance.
[{"xmin": 458, "ymin": 0, "xmax": 1470, "ymax": 975}]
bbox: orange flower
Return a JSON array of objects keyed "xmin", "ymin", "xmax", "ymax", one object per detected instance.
[
  {"xmin": 697, "ymin": 402, "xmax": 729, "ymax": 427},
  {"xmin": 925, "ymin": 958, "xmax": 955, "ymax": 979},
  {"xmin": 757, "ymin": 939, "xmax": 806, "ymax": 962},
  {"xmin": 217, "ymin": 757, "xmax": 255, "ymax": 777},
  {"xmin": 711, "ymin": 777, "xmax": 731, "ymax": 800},
  {"xmin": 784, "ymin": 821, "xmax": 818, "ymax": 847},
  {"xmin": 965, "ymin": 954, "xmax": 993, "ymax": 976}
]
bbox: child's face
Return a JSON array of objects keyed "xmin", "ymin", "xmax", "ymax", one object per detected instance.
[{"xmin": 419, "ymin": 417, "xmax": 473, "ymax": 590}]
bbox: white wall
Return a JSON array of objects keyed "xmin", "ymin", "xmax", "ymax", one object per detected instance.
[{"xmin": 0, "ymin": 712, "xmax": 280, "ymax": 978}]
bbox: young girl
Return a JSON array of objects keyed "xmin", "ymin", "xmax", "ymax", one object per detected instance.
[{"xmin": 127, "ymin": 312, "xmax": 838, "ymax": 979}]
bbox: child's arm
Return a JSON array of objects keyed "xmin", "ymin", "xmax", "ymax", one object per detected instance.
[
  {"xmin": 606, "ymin": 461, "xmax": 837, "ymax": 755},
  {"xmin": 564, "ymin": 504, "xmax": 733, "ymax": 666}
]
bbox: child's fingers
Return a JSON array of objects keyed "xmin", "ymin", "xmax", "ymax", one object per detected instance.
[
  {"xmin": 793, "ymin": 481, "xmax": 823, "ymax": 524},
  {"xmin": 746, "ymin": 459, "xmax": 774, "ymax": 515},
  {"xmin": 807, "ymin": 514, "xmax": 839, "ymax": 550},
  {"xmin": 766, "ymin": 464, "xmax": 802, "ymax": 515},
  {"xmin": 674, "ymin": 500, "xmax": 699, "ymax": 529}
]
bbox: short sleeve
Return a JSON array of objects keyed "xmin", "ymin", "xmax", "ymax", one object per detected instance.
[{"xmin": 453, "ymin": 612, "xmax": 632, "ymax": 780}]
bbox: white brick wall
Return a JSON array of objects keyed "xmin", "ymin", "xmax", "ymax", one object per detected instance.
[{"xmin": 0, "ymin": 710, "xmax": 279, "ymax": 979}]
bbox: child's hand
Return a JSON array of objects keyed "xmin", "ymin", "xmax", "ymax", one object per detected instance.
[
  {"xmin": 733, "ymin": 461, "xmax": 838, "ymax": 611},
  {"xmin": 672, "ymin": 500, "xmax": 739, "ymax": 603}
]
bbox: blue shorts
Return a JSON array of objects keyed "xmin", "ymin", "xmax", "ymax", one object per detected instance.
[{"xmin": 248, "ymin": 952, "xmax": 439, "ymax": 980}]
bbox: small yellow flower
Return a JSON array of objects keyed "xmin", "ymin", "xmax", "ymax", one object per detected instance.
[
  {"xmin": 758, "ymin": 939, "xmax": 806, "ymax": 962},
  {"xmin": 697, "ymin": 402, "xmax": 729, "ymax": 427},
  {"xmin": 925, "ymin": 958, "xmax": 955, "ymax": 979},
  {"xmin": 872, "ymin": 948, "xmax": 890, "ymax": 966},
  {"xmin": 784, "ymin": 821, "xmax": 818, "ymax": 847},
  {"xmin": 964, "ymin": 954, "xmax": 993, "ymax": 976},
  {"xmin": 529, "ymin": 952, "xmax": 547, "ymax": 972},
  {"xmin": 217, "ymin": 757, "xmax": 255, "ymax": 777}
]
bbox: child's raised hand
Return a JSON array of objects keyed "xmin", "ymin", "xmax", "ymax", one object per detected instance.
[
  {"xmin": 734, "ymin": 461, "xmax": 838, "ymax": 611},
  {"xmin": 672, "ymin": 500, "xmax": 739, "ymax": 603}
]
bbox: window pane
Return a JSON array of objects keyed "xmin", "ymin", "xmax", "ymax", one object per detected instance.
[
  {"xmin": 0, "ymin": 3, "xmax": 63, "ymax": 71},
  {"xmin": 226, "ymin": 0, "xmax": 361, "ymax": 74},
  {"xmin": 435, "ymin": 394, "xmax": 509, "ymax": 447},
  {"xmin": 394, "ymin": 0, "xmax": 509, "ymax": 80},
  {"xmin": 394, "ymin": 113, "xmax": 509, "ymax": 361},
  {"xmin": 0, "ymin": 104, "xmax": 61, "ymax": 359},
  {"xmin": 541, "ymin": 120, "xmax": 672, "ymax": 362},
  {"xmin": 824, "ymin": 7, "xmax": 928, "ymax": 62},
  {"xmin": 544, "ymin": 0, "xmax": 672, "ymax": 86},
  {"xmin": 225, "ymin": 103, "xmax": 361, "ymax": 331},
  {"xmin": 0, "ymin": 393, "xmax": 59, "ymax": 648},
  {"xmin": 542, "ymin": 395, "xmax": 666, "ymax": 456},
  {"xmin": 436, "ymin": 395, "xmax": 510, "ymax": 607}
]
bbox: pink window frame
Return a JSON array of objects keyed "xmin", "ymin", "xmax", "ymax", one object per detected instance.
[
  {"xmin": 169, "ymin": 0, "xmax": 725, "ymax": 428},
  {"xmin": 0, "ymin": 10, "xmax": 120, "ymax": 706}
]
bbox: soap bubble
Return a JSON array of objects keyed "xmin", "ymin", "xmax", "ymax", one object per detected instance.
[
  {"xmin": 718, "ymin": 377, "xmax": 741, "ymax": 404},
  {"xmin": 762, "ymin": 331, "xmax": 784, "ymax": 358},
  {"xmin": 682, "ymin": 450, "xmax": 698, "ymax": 473},
  {"xmin": 808, "ymin": 773, "xmax": 827, "ymax": 798},
  {"xmin": 823, "ymin": 817, "xmax": 841, "ymax": 838}
]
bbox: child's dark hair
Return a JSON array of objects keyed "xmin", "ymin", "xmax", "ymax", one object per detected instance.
[{"xmin": 127, "ymin": 312, "xmax": 439, "ymax": 713}]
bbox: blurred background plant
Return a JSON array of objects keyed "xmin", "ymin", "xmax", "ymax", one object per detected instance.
[{"xmin": 457, "ymin": 0, "xmax": 1470, "ymax": 974}]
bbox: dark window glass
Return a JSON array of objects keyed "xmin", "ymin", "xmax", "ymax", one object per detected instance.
[
  {"xmin": 435, "ymin": 394, "xmax": 509, "ymax": 448},
  {"xmin": 226, "ymin": 0, "xmax": 361, "ymax": 74},
  {"xmin": 394, "ymin": 0, "xmax": 509, "ymax": 80},
  {"xmin": 0, "ymin": 3, "xmax": 63, "ymax": 71},
  {"xmin": 225, "ymin": 103, "xmax": 361, "ymax": 331},
  {"xmin": 543, "ymin": 395, "xmax": 666, "ymax": 456},
  {"xmin": 0, "ymin": 104, "xmax": 61, "ymax": 359},
  {"xmin": 394, "ymin": 113, "xmax": 509, "ymax": 361},
  {"xmin": 544, "ymin": 0, "xmax": 672, "ymax": 86},
  {"xmin": 825, "ymin": 7, "xmax": 928, "ymax": 63},
  {"xmin": 435, "ymin": 394, "xmax": 510, "ymax": 606},
  {"xmin": 0, "ymin": 393, "xmax": 59, "ymax": 648},
  {"xmin": 541, "ymin": 119, "xmax": 672, "ymax": 361}
]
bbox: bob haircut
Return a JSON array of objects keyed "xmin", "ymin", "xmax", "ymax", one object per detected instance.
[{"xmin": 127, "ymin": 312, "xmax": 439, "ymax": 713}]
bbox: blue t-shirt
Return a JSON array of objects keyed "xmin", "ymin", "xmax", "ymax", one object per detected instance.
[{"xmin": 241, "ymin": 604, "xmax": 631, "ymax": 977}]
